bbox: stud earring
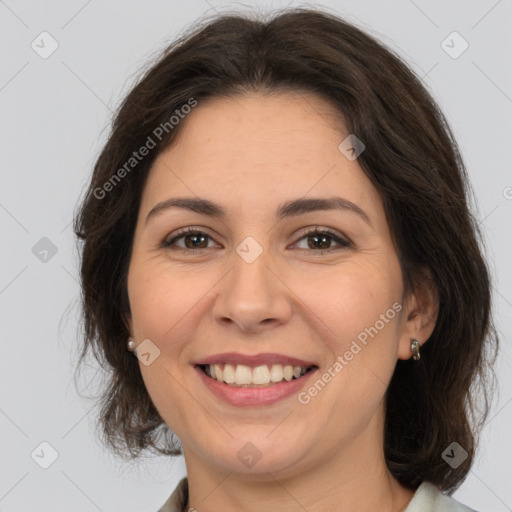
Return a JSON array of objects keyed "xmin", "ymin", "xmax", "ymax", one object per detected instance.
[
  {"xmin": 410, "ymin": 338, "xmax": 421, "ymax": 361},
  {"xmin": 127, "ymin": 338, "xmax": 137, "ymax": 352}
]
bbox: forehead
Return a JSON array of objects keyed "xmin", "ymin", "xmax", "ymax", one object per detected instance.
[
  {"xmin": 140, "ymin": 91, "xmax": 382, "ymax": 223},
  {"xmin": 161, "ymin": 90, "xmax": 348, "ymax": 169}
]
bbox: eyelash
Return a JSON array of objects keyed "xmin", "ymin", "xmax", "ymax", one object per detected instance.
[{"xmin": 161, "ymin": 226, "xmax": 352, "ymax": 254}]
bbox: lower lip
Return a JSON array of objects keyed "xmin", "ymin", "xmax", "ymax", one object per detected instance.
[{"xmin": 195, "ymin": 365, "xmax": 318, "ymax": 406}]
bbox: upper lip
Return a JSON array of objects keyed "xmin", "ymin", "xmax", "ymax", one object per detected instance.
[{"xmin": 194, "ymin": 352, "xmax": 317, "ymax": 368}]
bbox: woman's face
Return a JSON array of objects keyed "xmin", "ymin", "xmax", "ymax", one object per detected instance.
[{"xmin": 126, "ymin": 91, "xmax": 420, "ymax": 478}]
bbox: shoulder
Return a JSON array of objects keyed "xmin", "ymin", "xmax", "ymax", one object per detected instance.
[
  {"xmin": 157, "ymin": 477, "xmax": 188, "ymax": 512},
  {"xmin": 405, "ymin": 481, "xmax": 478, "ymax": 512}
]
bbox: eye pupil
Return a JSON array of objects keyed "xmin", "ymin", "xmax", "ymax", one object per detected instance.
[
  {"xmin": 185, "ymin": 233, "xmax": 208, "ymax": 249},
  {"xmin": 309, "ymin": 234, "xmax": 330, "ymax": 250}
]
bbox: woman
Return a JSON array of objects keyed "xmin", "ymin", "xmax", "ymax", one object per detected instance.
[{"xmin": 73, "ymin": 7, "xmax": 498, "ymax": 512}]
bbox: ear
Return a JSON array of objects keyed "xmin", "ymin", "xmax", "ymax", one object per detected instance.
[{"xmin": 397, "ymin": 267, "xmax": 439, "ymax": 360}]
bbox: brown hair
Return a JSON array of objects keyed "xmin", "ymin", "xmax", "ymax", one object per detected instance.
[{"xmin": 73, "ymin": 7, "xmax": 498, "ymax": 492}]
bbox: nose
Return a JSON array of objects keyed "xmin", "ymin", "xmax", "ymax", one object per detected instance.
[{"xmin": 212, "ymin": 245, "xmax": 293, "ymax": 334}]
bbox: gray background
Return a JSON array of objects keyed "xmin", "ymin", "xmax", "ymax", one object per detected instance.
[{"xmin": 0, "ymin": 0, "xmax": 511, "ymax": 510}]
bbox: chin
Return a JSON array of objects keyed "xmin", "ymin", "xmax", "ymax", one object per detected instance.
[{"xmin": 199, "ymin": 434, "xmax": 313, "ymax": 478}]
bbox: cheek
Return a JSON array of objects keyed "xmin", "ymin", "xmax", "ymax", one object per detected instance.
[
  {"xmin": 293, "ymin": 262, "xmax": 402, "ymax": 407},
  {"xmin": 309, "ymin": 278, "xmax": 401, "ymax": 429},
  {"xmin": 290, "ymin": 260, "xmax": 402, "ymax": 349},
  {"xmin": 127, "ymin": 259, "xmax": 201, "ymax": 342},
  {"xmin": 127, "ymin": 263, "xmax": 200, "ymax": 434}
]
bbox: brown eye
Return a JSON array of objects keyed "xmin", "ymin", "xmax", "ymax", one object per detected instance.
[
  {"xmin": 161, "ymin": 226, "xmax": 351, "ymax": 254},
  {"xmin": 162, "ymin": 228, "xmax": 218, "ymax": 251},
  {"xmin": 293, "ymin": 228, "xmax": 351, "ymax": 252}
]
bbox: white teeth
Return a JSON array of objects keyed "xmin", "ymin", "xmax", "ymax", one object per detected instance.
[
  {"xmin": 223, "ymin": 364, "xmax": 235, "ymax": 383},
  {"xmin": 234, "ymin": 364, "xmax": 252, "ymax": 385},
  {"xmin": 269, "ymin": 364, "xmax": 283, "ymax": 382},
  {"xmin": 206, "ymin": 363, "xmax": 311, "ymax": 387},
  {"xmin": 252, "ymin": 365, "xmax": 270, "ymax": 384}
]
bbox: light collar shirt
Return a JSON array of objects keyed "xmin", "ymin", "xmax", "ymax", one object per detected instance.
[{"xmin": 157, "ymin": 477, "xmax": 477, "ymax": 511}]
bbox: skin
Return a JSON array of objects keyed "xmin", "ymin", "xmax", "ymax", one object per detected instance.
[{"xmin": 126, "ymin": 90, "xmax": 438, "ymax": 512}]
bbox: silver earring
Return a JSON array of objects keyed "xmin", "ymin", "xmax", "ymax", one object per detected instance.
[
  {"xmin": 127, "ymin": 338, "xmax": 137, "ymax": 352},
  {"xmin": 410, "ymin": 338, "xmax": 421, "ymax": 361}
]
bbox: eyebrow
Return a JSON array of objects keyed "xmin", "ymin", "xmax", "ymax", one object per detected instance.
[{"xmin": 145, "ymin": 196, "xmax": 372, "ymax": 227}]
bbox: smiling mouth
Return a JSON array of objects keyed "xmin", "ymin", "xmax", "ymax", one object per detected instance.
[{"xmin": 198, "ymin": 363, "xmax": 317, "ymax": 388}]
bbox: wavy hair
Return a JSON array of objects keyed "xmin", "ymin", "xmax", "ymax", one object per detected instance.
[{"xmin": 73, "ymin": 7, "xmax": 498, "ymax": 492}]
